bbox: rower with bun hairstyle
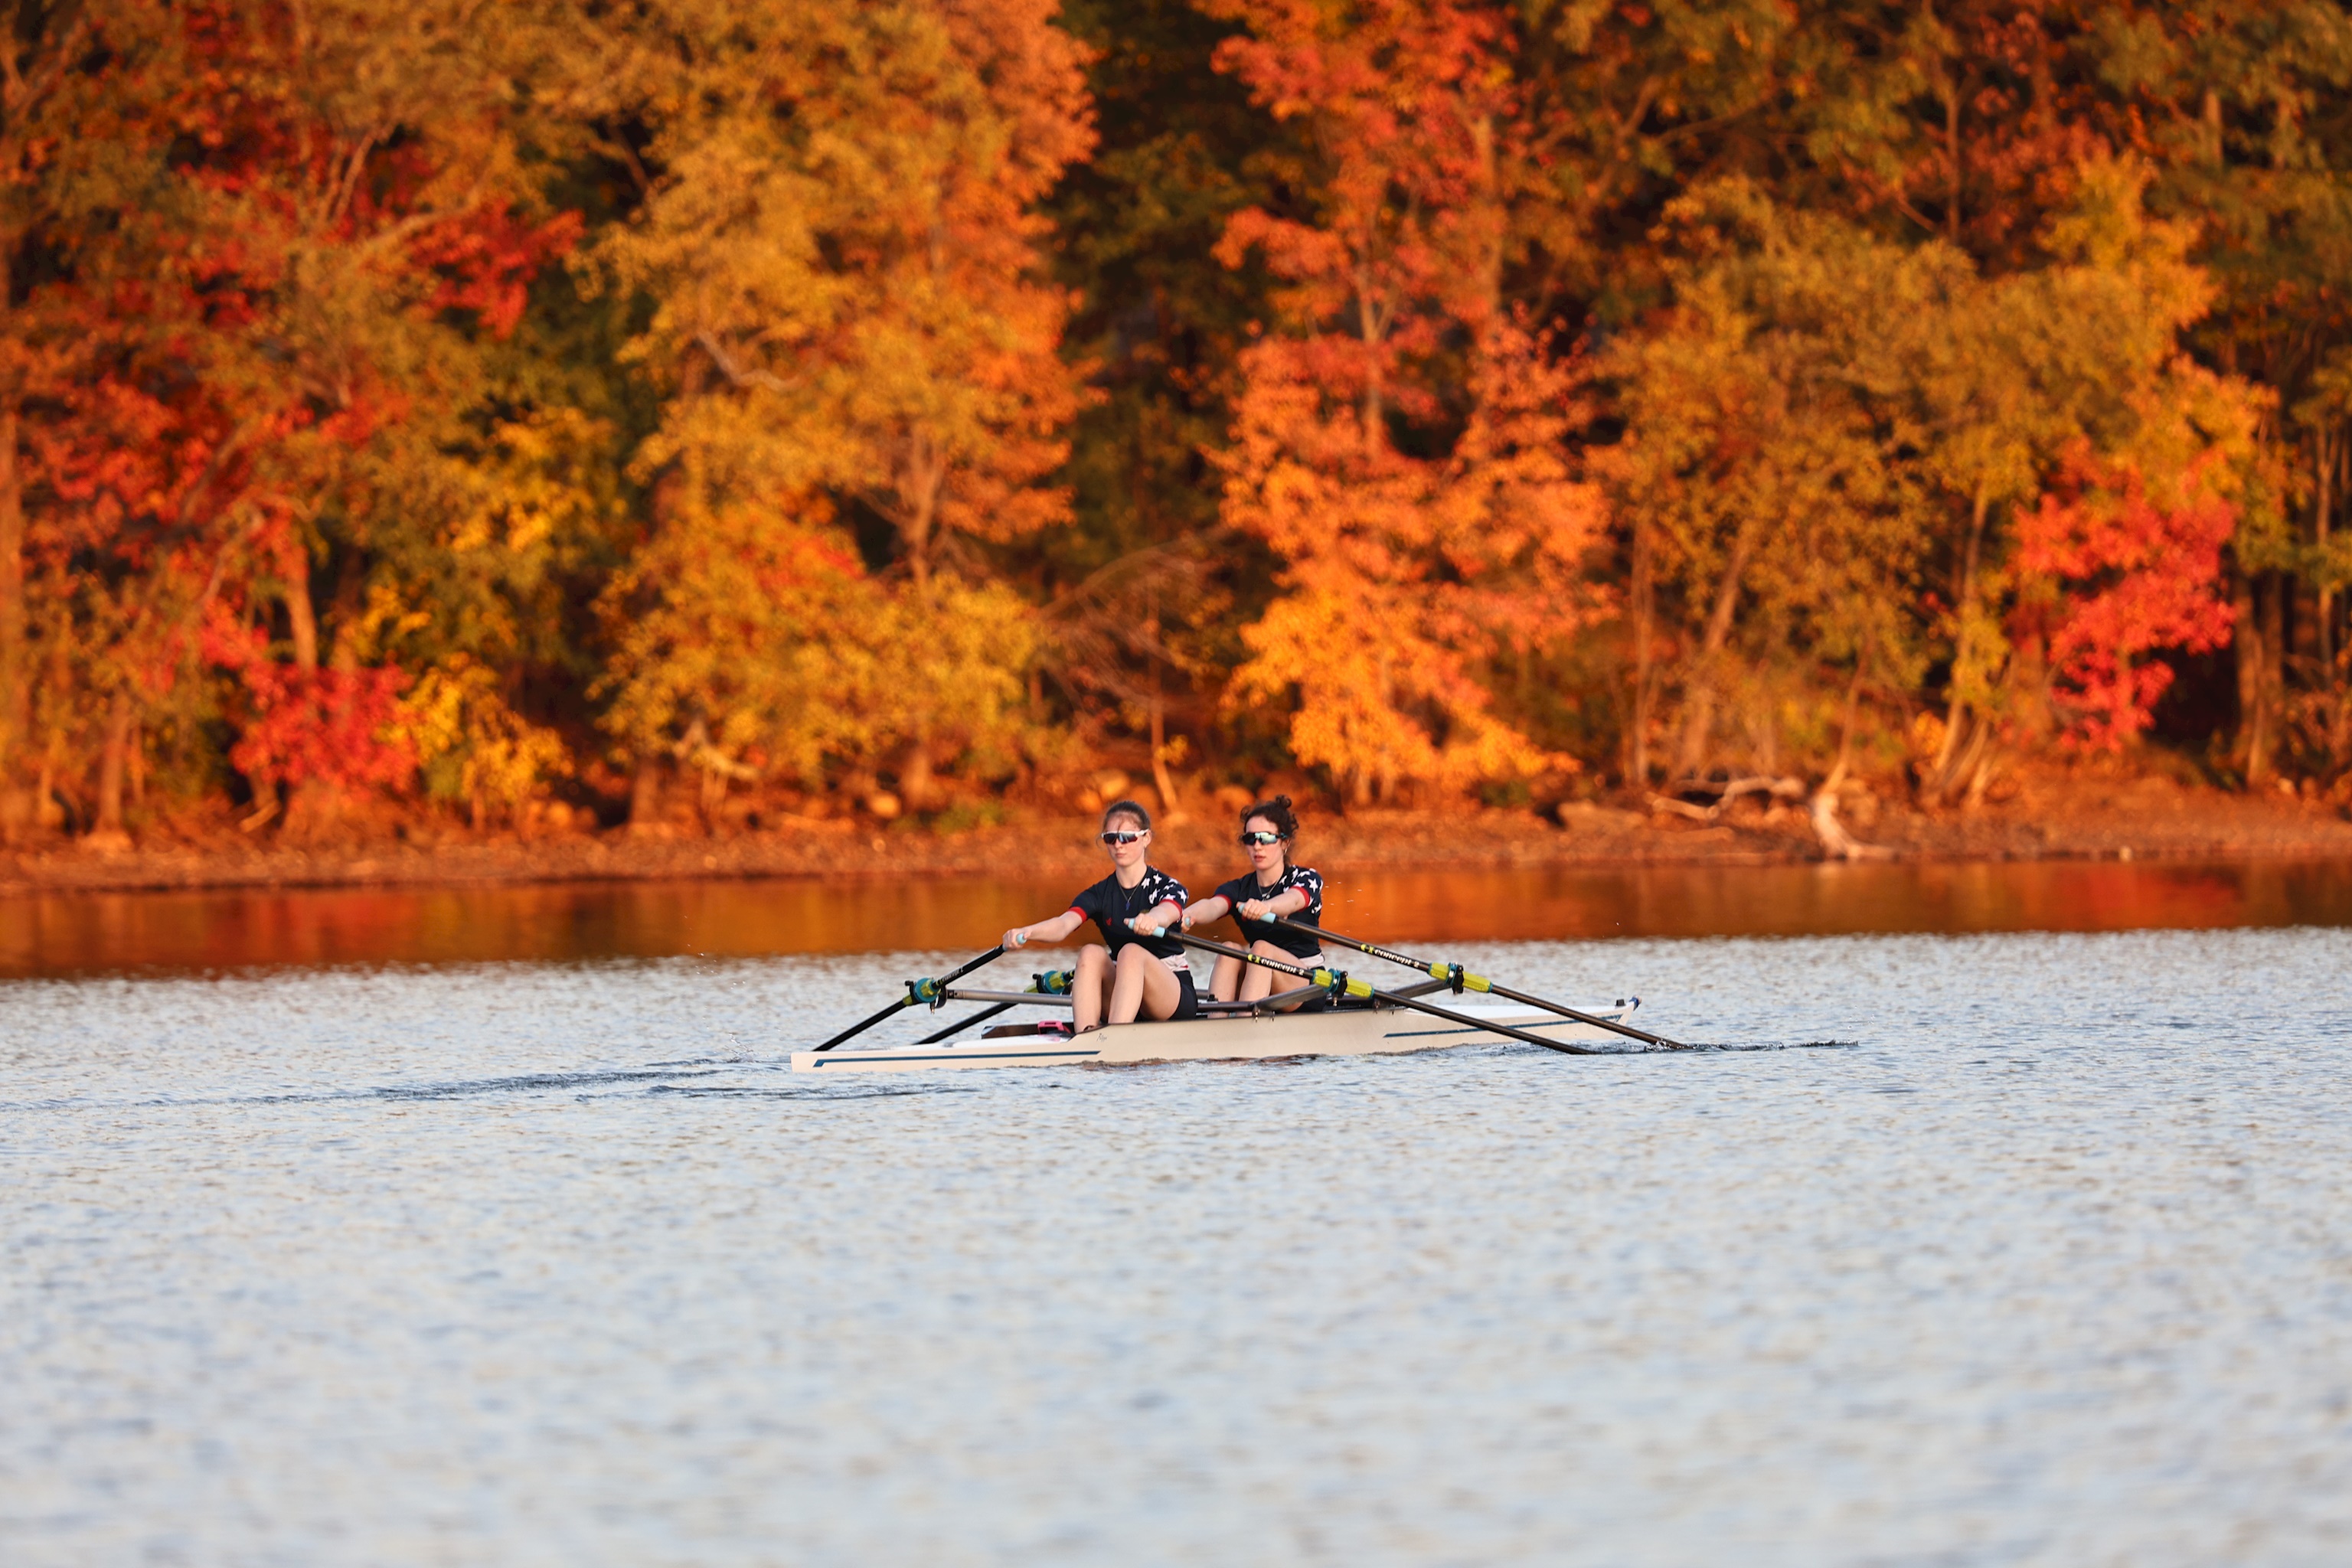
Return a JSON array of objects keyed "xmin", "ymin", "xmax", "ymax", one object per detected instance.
[
  {"xmin": 1001, "ymin": 798, "xmax": 1197, "ymax": 1033},
  {"xmin": 1178, "ymin": 793, "xmax": 1326, "ymax": 1008}
]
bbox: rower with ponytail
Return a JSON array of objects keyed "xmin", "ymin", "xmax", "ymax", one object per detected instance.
[{"xmin": 1178, "ymin": 793, "xmax": 1328, "ymax": 1008}]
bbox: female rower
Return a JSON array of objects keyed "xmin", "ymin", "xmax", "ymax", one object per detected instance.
[
  {"xmin": 1001, "ymin": 799, "xmax": 1197, "ymax": 1032},
  {"xmin": 1179, "ymin": 794, "xmax": 1325, "ymax": 1007}
]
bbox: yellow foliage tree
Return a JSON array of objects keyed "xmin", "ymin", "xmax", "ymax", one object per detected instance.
[
  {"xmin": 392, "ymin": 654, "xmax": 573, "ymax": 828},
  {"xmin": 596, "ymin": 502, "xmax": 1038, "ymax": 795},
  {"xmin": 590, "ymin": 0, "xmax": 1092, "ymax": 808}
]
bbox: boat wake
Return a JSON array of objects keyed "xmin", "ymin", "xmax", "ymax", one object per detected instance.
[
  {"xmin": 1639, "ymin": 1037, "xmax": 1857, "ymax": 1054},
  {"xmin": 0, "ymin": 1036, "xmax": 1862, "ymax": 1116},
  {"xmin": 2, "ymin": 1064, "xmax": 732, "ymax": 1114},
  {"xmin": 648, "ymin": 1081, "xmax": 979, "ymax": 1100}
]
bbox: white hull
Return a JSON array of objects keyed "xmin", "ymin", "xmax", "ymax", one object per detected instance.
[{"xmin": 789, "ymin": 998, "xmax": 1635, "ymax": 1074}]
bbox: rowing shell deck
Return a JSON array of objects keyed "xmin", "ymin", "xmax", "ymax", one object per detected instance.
[{"xmin": 789, "ymin": 998, "xmax": 1638, "ymax": 1073}]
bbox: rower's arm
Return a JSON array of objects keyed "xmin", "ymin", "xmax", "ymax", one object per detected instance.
[
  {"xmin": 1178, "ymin": 894, "xmax": 1230, "ymax": 929},
  {"xmin": 1236, "ymin": 887, "xmax": 1311, "ymax": 920},
  {"xmin": 1129, "ymin": 900, "xmax": 1184, "ymax": 936},
  {"xmin": 1004, "ymin": 909, "xmax": 1084, "ymax": 949}
]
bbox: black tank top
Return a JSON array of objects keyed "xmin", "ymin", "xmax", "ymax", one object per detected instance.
[
  {"xmin": 1069, "ymin": 867, "xmax": 1191, "ymax": 963},
  {"xmin": 1214, "ymin": 864, "xmax": 1325, "ymax": 958}
]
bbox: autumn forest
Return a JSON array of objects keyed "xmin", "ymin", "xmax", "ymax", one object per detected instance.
[{"xmin": 4, "ymin": 0, "xmax": 2350, "ymax": 848}]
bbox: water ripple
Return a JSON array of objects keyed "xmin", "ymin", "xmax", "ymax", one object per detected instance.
[{"xmin": 3, "ymin": 927, "xmax": 2348, "ymax": 1566}]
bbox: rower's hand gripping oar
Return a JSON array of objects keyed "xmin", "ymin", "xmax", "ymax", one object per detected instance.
[
  {"xmin": 1271, "ymin": 916, "xmax": 1689, "ymax": 1052},
  {"xmin": 1155, "ymin": 928, "xmax": 1609, "ymax": 1057},
  {"xmin": 811, "ymin": 945, "xmax": 1007, "ymax": 1053}
]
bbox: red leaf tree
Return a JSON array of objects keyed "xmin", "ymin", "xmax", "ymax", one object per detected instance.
[{"xmin": 2014, "ymin": 443, "xmax": 2238, "ymax": 750}]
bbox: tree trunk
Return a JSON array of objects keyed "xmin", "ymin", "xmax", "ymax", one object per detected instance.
[
  {"xmin": 2233, "ymin": 567, "xmax": 2260, "ymax": 778},
  {"xmin": 96, "ymin": 686, "xmax": 132, "ymax": 833},
  {"xmin": 1674, "ymin": 697, "xmax": 1718, "ymax": 783},
  {"xmin": 279, "ymin": 545, "xmax": 346, "ymax": 841},
  {"xmin": 2260, "ymin": 570, "xmax": 2286, "ymax": 777},
  {"xmin": 1811, "ymin": 786, "xmax": 1893, "ymax": 861},
  {"xmin": 1148, "ymin": 688, "xmax": 1180, "ymax": 818},
  {"xmin": 1628, "ymin": 515, "xmax": 1654, "ymax": 785},
  {"xmin": 1145, "ymin": 590, "xmax": 1179, "ymax": 817},
  {"xmin": 1930, "ymin": 485, "xmax": 1993, "ymax": 795},
  {"xmin": 328, "ymin": 546, "xmax": 367, "ymax": 672},
  {"xmin": 2234, "ymin": 569, "xmax": 2273, "ymax": 784},
  {"xmin": 629, "ymin": 753, "xmax": 664, "ymax": 831},
  {"xmin": 286, "ymin": 547, "xmax": 319, "ymax": 674},
  {"xmin": 898, "ymin": 436, "xmax": 943, "ymax": 589},
  {"xmin": 898, "ymin": 727, "xmax": 937, "ymax": 812},
  {"xmin": 1825, "ymin": 652, "xmax": 1868, "ymax": 789},
  {"xmin": 1944, "ymin": 73, "xmax": 1963, "ymax": 244},
  {"xmin": 2314, "ymin": 424, "xmax": 2334, "ymax": 665},
  {"xmin": 0, "ymin": 402, "xmax": 24, "ymax": 819},
  {"xmin": 1674, "ymin": 518, "xmax": 1759, "ymax": 779}
]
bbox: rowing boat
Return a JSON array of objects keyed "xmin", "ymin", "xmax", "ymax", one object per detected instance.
[{"xmin": 789, "ymin": 991, "xmax": 1643, "ymax": 1073}]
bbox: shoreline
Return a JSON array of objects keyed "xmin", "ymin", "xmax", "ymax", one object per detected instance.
[{"xmin": 8, "ymin": 779, "xmax": 2352, "ymax": 897}]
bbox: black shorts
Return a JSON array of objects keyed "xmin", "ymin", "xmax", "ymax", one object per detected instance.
[{"xmin": 1168, "ymin": 967, "xmax": 1198, "ymax": 1021}]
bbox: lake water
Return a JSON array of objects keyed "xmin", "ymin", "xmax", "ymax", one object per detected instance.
[
  {"xmin": 9, "ymin": 856, "xmax": 2352, "ymax": 976},
  {"xmin": 4, "ymin": 865, "xmax": 2350, "ymax": 1564}
]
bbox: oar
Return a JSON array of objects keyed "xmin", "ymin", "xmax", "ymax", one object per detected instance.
[
  {"xmin": 1161, "ymin": 929, "xmax": 1610, "ymax": 1057},
  {"xmin": 910, "ymin": 969, "xmax": 1078, "ymax": 1045},
  {"xmin": 811, "ymin": 946, "xmax": 1007, "ymax": 1053},
  {"xmin": 1273, "ymin": 916, "xmax": 1690, "ymax": 1051},
  {"xmin": 915, "ymin": 1001, "xmax": 1017, "ymax": 1044}
]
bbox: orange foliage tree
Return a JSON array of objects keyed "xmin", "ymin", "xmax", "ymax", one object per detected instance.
[{"xmin": 1209, "ymin": 0, "xmax": 1602, "ymax": 803}]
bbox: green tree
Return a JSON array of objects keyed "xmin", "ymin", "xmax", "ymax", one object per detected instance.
[{"xmin": 1603, "ymin": 161, "xmax": 2265, "ymax": 793}]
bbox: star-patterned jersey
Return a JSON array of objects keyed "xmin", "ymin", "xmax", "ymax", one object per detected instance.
[
  {"xmin": 1069, "ymin": 867, "xmax": 1191, "ymax": 968},
  {"xmin": 1214, "ymin": 864, "xmax": 1325, "ymax": 957}
]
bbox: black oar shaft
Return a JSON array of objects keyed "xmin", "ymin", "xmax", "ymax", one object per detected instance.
[
  {"xmin": 937, "ymin": 944, "xmax": 1012, "ymax": 988},
  {"xmin": 1272, "ymin": 916, "xmax": 1685, "ymax": 1050},
  {"xmin": 812, "ymin": 994, "xmax": 914, "ymax": 1054},
  {"xmin": 812, "ymin": 945, "xmax": 1008, "ymax": 1053},
  {"xmin": 916, "ymin": 1001, "xmax": 1016, "ymax": 1045},
  {"xmin": 1168, "ymin": 929, "xmax": 1604, "ymax": 1057}
]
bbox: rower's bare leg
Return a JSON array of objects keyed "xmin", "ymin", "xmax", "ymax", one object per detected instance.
[
  {"xmin": 1249, "ymin": 940, "xmax": 1310, "ymax": 1008},
  {"xmin": 1072, "ymin": 943, "xmax": 1110, "ymax": 1031},
  {"xmin": 1236, "ymin": 956, "xmax": 1271, "ymax": 1002},
  {"xmin": 1209, "ymin": 954, "xmax": 1244, "ymax": 1002},
  {"xmin": 1109, "ymin": 946, "xmax": 1183, "ymax": 1023}
]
